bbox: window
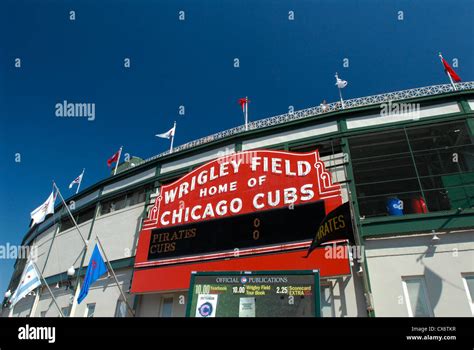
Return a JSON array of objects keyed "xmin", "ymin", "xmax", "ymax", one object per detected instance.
[
  {"xmin": 127, "ymin": 188, "xmax": 147, "ymax": 206},
  {"xmin": 100, "ymin": 185, "xmax": 152, "ymax": 215},
  {"xmin": 101, "ymin": 194, "xmax": 126, "ymax": 215},
  {"xmin": 59, "ymin": 215, "xmax": 76, "ymax": 232},
  {"xmin": 290, "ymin": 139, "xmax": 342, "ymax": 158},
  {"xmin": 349, "ymin": 121, "xmax": 474, "ymax": 218},
  {"xmin": 61, "ymin": 306, "xmax": 71, "ymax": 317},
  {"xmin": 59, "ymin": 206, "xmax": 97, "ymax": 231},
  {"xmin": 114, "ymin": 299, "xmax": 127, "ymax": 317},
  {"xmin": 320, "ymin": 283, "xmax": 335, "ymax": 317},
  {"xmin": 462, "ymin": 274, "xmax": 474, "ymax": 316},
  {"xmin": 160, "ymin": 297, "xmax": 173, "ymax": 317},
  {"xmin": 402, "ymin": 277, "xmax": 433, "ymax": 317},
  {"xmin": 407, "ymin": 122, "xmax": 474, "ymax": 212},
  {"xmin": 85, "ymin": 303, "xmax": 96, "ymax": 318},
  {"xmin": 77, "ymin": 208, "xmax": 96, "ymax": 224}
]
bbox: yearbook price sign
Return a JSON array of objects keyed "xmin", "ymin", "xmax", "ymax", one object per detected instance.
[{"xmin": 186, "ymin": 271, "xmax": 321, "ymax": 317}]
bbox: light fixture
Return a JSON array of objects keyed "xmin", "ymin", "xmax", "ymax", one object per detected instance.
[
  {"xmin": 4, "ymin": 290, "xmax": 11, "ymax": 298},
  {"xmin": 431, "ymin": 229, "xmax": 440, "ymax": 242},
  {"xmin": 67, "ymin": 266, "xmax": 75, "ymax": 277}
]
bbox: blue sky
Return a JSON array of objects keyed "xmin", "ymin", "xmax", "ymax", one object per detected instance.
[{"xmin": 0, "ymin": 0, "xmax": 473, "ymax": 295}]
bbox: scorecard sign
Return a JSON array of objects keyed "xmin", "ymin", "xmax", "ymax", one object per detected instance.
[
  {"xmin": 134, "ymin": 150, "xmax": 342, "ymax": 268},
  {"xmin": 186, "ymin": 270, "xmax": 321, "ymax": 317}
]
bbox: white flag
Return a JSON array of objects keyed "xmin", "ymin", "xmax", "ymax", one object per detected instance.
[
  {"xmin": 69, "ymin": 172, "xmax": 84, "ymax": 189},
  {"xmin": 9, "ymin": 261, "xmax": 42, "ymax": 308},
  {"xmin": 335, "ymin": 76, "xmax": 348, "ymax": 89},
  {"xmin": 30, "ymin": 191, "xmax": 55, "ymax": 226},
  {"xmin": 155, "ymin": 125, "xmax": 176, "ymax": 139}
]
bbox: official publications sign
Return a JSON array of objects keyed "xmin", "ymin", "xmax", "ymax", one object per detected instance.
[
  {"xmin": 186, "ymin": 270, "xmax": 321, "ymax": 317},
  {"xmin": 134, "ymin": 150, "xmax": 342, "ymax": 267}
]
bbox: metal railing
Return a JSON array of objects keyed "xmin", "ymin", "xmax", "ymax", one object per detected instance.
[{"xmin": 144, "ymin": 81, "xmax": 474, "ymax": 163}]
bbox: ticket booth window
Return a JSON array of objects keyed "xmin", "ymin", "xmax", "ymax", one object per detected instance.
[
  {"xmin": 114, "ymin": 299, "xmax": 127, "ymax": 317},
  {"xmin": 160, "ymin": 297, "xmax": 173, "ymax": 317},
  {"xmin": 402, "ymin": 277, "xmax": 433, "ymax": 317},
  {"xmin": 462, "ymin": 274, "xmax": 474, "ymax": 316}
]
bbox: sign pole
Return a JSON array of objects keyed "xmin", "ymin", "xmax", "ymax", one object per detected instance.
[
  {"xmin": 335, "ymin": 73, "xmax": 345, "ymax": 109},
  {"xmin": 342, "ymin": 155, "xmax": 374, "ymax": 315},
  {"xmin": 170, "ymin": 121, "xmax": 176, "ymax": 153},
  {"xmin": 76, "ymin": 168, "xmax": 85, "ymax": 194},
  {"xmin": 245, "ymin": 97, "xmax": 248, "ymax": 131},
  {"xmin": 114, "ymin": 147, "xmax": 123, "ymax": 175},
  {"xmin": 438, "ymin": 53, "xmax": 456, "ymax": 91}
]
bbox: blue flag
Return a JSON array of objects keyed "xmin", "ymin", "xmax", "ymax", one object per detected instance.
[{"xmin": 78, "ymin": 244, "xmax": 107, "ymax": 304}]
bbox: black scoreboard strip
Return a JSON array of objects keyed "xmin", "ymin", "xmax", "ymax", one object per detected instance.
[{"xmin": 147, "ymin": 201, "xmax": 326, "ymax": 261}]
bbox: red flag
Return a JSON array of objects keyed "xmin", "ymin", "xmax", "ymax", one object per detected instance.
[
  {"xmin": 107, "ymin": 149, "xmax": 121, "ymax": 167},
  {"xmin": 441, "ymin": 57, "xmax": 461, "ymax": 82},
  {"xmin": 238, "ymin": 97, "xmax": 249, "ymax": 113}
]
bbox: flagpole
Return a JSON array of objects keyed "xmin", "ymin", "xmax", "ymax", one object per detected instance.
[
  {"xmin": 170, "ymin": 121, "xmax": 176, "ymax": 153},
  {"xmin": 31, "ymin": 215, "xmax": 62, "ymax": 317},
  {"xmin": 53, "ymin": 182, "xmax": 88, "ymax": 247},
  {"xmin": 336, "ymin": 73, "xmax": 345, "ymax": 109},
  {"xmin": 95, "ymin": 234, "xmax": 135, "ymax": 316},
  {"xmin": 76, "ymin": 168, "xmax": 85, "ymax": 194},
  {"xmin": 338, "ymin": 88, "xmax": 345, "ymax": 109},
  {"xmin": 28, "ymin": 290, "xmax": 41, "ymax": 317},
  {"xmin": 245, "ymin": 97, "xmax": 248, "ymax": 131},
  {"xmin": 31, "ymin": 261, "xmax": 65, "ymax": 317},
  {"xmin": 439, "ymin": 53, "xmax": 456, "ymax": 91},
  {"xmin": 69, "ymin": 203, "xmax": 101, "ymax": 318},
  {"xmin": 114, "ymin": 147, "xmax": 123, "ymax": 176}
]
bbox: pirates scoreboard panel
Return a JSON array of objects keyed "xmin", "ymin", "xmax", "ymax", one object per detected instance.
[{"xmin": 147, "ymin": 201, "xmax": 326, "ymax": 261}]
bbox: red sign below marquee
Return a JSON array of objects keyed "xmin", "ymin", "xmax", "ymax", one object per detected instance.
[
  {"xmin": 131, "ymin": 246, "xmax": 351, "ymax": 293},
  {"xmin": 134, "ymin": 150, "xmax": 342, "ymax": 267}
]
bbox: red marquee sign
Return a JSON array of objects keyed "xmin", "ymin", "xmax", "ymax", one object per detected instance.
[{"xmin": 134, "ymin": 150, "xmax": 343, "ymax": 268}]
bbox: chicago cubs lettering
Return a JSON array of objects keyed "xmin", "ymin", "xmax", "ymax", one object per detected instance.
[{"xmin": 155, "ymin": 152, "xmax": 326, "ymax": 228}]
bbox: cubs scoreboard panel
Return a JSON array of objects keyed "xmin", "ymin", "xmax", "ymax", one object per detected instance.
[
  {"xmin": 186, "ymin": 270, "xmax": 320, "ymax": 317},
  {"xmin": 147, "ymin": 201, "xmax": 326, "ymax": 260}
]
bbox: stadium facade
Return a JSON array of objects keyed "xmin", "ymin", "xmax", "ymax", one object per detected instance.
[{"xmin": 3, "ymin": 82, "xmax": 474, "ymax": 317}]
